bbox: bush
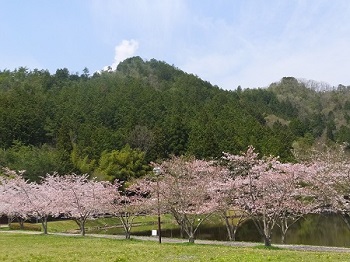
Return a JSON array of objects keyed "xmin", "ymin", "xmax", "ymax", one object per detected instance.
[{"xmin": 9, "ymin": 223, "xmax": 41, "ymax": 231}]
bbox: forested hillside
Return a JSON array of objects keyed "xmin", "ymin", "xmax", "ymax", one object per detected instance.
[
  {"xmin": 268, "ymin": 77, "xmax": 350, "ymax": 149},
  {"xmin": 1, "ymin": 57, "xmax": 349, "ymax": 181}
]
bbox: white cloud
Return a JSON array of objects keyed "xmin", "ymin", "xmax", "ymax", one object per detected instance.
[
  {"xmin": 104, "ymin": 39, "xmax": 139, "ymax": 71},
  {"xmin": 113, "ymin": 39, "xmax": 139, "ymax": 69},
  {"xmin": 92, "ymin": 1, "xmax": 350, "ymax": 89},
  {"xmin": 89, "ymin": 0, "xmax": 188, "ymax": 60}
]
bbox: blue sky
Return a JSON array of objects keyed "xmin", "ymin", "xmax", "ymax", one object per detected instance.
[{"xmin": 1, "ymin": 0, "xmax": 349, "ymax": 90}]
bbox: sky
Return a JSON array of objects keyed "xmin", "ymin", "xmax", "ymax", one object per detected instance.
[{"xmin": 1, "ymin": 0, "xmax": 350, "ymax": 90}]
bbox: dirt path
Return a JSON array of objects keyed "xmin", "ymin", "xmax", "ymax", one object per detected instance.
[{"xmin": 2, "ymin": 230, "xmax": 350, "ymax": 253}]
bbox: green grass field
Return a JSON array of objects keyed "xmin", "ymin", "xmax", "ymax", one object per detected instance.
[
  {"xmin": 2, "ymin": 213, "xmax": 233, "ymax": 235},
  {"xmin": 40, "ymin": 214, "xmax": 177, "ymax": 235},
  {"xmin": 0, "ymin": 233, "xmax": 349, "ymax": 262}
]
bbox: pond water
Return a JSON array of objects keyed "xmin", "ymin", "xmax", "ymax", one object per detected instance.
[{"xmin": 95, "ymin": 214, "xmax": 350, "ymax": 247}]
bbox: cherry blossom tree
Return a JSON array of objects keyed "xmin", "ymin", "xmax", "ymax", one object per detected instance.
[
  {"xmin": 0, "ymin": 168, "xmax": 30, "ymax": 228},
  {"xmin": 273, "ymin": 162, "xmax": 316, "ymax": 244},
  {"xmin": 303, "ymin": 143, "xmax": 350, "ymax": 230},
  {"xmin": 0, "ymin": 174, "xmax": 14, "ymax": 225},
  {"xmin": 216, "ymin": 200, "xmax": 247, "ymax": 241},
  {"xmin": 153, "ymin": 156, "xmax": 225, "ymax": 243},
  {"xmin": 219, "ymin": 147, "xmax": 259, "ymax": 241},
  {"xmin": 6, "ymin": 179, "xmax": 56, "ymax": 234},
  {"xmin": 105, "ymin": 179, "xmax": 152, "ymax": 239},
  {"xmin": 42, "ymin": 174, "xmax": 115, "ymax": 236},
  {"xmin": 222, "ymin": 147, "xmax": 313, "ymax": 246},
  {"xmin": 30, "ymin": 178, "xmax": 64, "ymax": 234}
]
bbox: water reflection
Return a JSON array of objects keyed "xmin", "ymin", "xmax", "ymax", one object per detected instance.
[
  {"xmin": 283, "ymin": 214, "xmax": 350, "ymax": 247},
  {"xmin": 95, "ymin": 214, "xmax": 350, "ymax": 247}
]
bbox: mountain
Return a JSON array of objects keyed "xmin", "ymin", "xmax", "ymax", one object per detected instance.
[
  {"xmin": 0, "ymin": 57, "xmax": 349, "ymax": 180},
  {"xmin": 268, "ymin": 77, "xmax": 350, "ymax": 143}
]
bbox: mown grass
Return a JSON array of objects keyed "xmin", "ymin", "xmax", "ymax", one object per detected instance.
[
  {"xmin": 41, "ymin": 214, "xmax": 178, "ymax": 234},
  {"xmin": 1, "ymin": 214, "xmax": 227, "ymax": 235},
  {"xmin": 0, "ymin": 214, "xmax": 196, "ymax": 237},
  {"xmin": 0, "ymin": 233, "xmax": 349, "ymax": 262}
]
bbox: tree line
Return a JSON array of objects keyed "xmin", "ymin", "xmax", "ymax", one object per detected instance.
[
  {"xmin": 1, "ymin": 144, "xmax": 349, "ymax": 246},
  {"xmin": 7, "ymin": 57, "xmax": 350, "ymax": 181}
]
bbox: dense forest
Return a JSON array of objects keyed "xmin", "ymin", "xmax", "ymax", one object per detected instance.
[{"xmin": 1, "ymin": 56, "xmax": 350, "ymax": 181}]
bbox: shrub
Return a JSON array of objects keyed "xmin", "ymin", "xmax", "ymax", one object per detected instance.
[{"xmin": 9, "ymin": 223, "xmax": 41, "ymax": 231}]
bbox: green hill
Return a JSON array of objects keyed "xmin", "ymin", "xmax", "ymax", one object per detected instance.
[{"xmin": 1, "ymin": 57, "xmax": 349, "ymax": 181}]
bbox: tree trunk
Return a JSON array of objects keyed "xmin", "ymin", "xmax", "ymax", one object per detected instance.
[
  {"xmin": 188, "ymin": 223, "xmax": 195, "ymax": 243},
  {"xmin": 180, "ymin": 220, "xmax": 185, "ymax": 239},
  {"xmin": 281, "ymin": 232, "xmax": 286, "ymax": 244},
  {"xmin": 280, "ymin": 218, "xmax": 287, "ymax": 244},
  {"xmin": 262, "ymin": 211, "xmax": 273, "ymax": 247},
  {"xmin": 8, "ymin": 216, "xmax": 14, "ymax": 227},
  {"xmin": 81, "ymin": 224, "xmax": 86, "ymax": 236},
  {"xmin": 18, "ymin": 217, "xmax": 24, "ymax": 229},
  {"xmin": 188, "ymin": 233, "xmax": 195, "ymax": 243},
  {"xmin": 224, "ymin": 216, "xmax": 237, "ymax": 241},
  {"xmin": 119, "ymin": 216, "xmax": 132, "ymax": 240},
  {"xmin": 233, "ymin": 227, "xmax": 239, "ymax": 242},
  {"xmin": 41, "ymin": 216, "xmax": 48, "ymax": 234},
  {"xmin": 76, "ymin": 219, "xmax": 86, "ymax": 236},
  {"xmin": 278, "ymin": 215, "xmax": 303, "ymax": 244},
  {"xmin": 225, "ymin": 217, "xmax": 234, "ymax": 241},
  {"xmin": 264, "ymin": 235, "xmax": 271, "ymax": 247}
]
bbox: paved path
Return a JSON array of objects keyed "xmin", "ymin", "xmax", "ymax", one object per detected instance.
[{"xmin": 2, "ymin": 229, "xmax": 350, "ymax": 253}]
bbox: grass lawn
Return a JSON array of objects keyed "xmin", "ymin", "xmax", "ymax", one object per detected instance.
[
  {"xmin": 36, "ymin": 214, "xmax": 179, "ymax": 235},
  {"xmin": 0, "ymin": 233, "xmax": 349, "ymax": 262},
  {"xmin": 2, "ymin": 213, "xmax": 232, "ymax": 235}
]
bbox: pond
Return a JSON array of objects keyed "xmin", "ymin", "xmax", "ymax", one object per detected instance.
[{"xmin": 94, "ymin": 214, "xmax": 350, "ymax": 247}]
